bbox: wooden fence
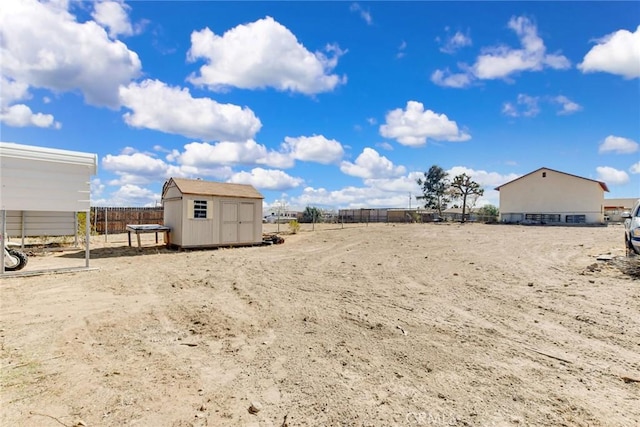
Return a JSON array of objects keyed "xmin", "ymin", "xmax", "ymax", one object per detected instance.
[{"xmin": 91, "ymin": 207, "xmax": 164, "ymax": 235}]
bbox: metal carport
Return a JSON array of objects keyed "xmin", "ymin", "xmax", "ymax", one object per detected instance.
[{"xmin": 0, "ymin": 142, "xmax": 97, "ymax": 275}]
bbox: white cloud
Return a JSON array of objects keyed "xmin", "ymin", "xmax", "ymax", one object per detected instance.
[
  {"xmin": 340, "ymin": 148, "xmax": 406, "ymax": 179},
  {"xmin": 292, "ymin": 185, "xmax": 408, "ymax": 210},
  {"xmin": 288, "ymin": 167, "xmax": 515, "ymax": 210},
  {"xmin": 473, "ymin": 16, "xmax": 570, "ymax": 79},
  {"xmin": 177, "ymin": 140, "xmax": 279, "ymax": 168},
  {"xmin": 379, "ymin": 101, "xmax": 471, "ymax": 146},
  {"xmin": 107, "ymin": 184, "xmax": 161, "ymax": 207},
  {"xmin": 350, "ymin": 3, "xmax": 373, "ymax": 25},
  {"xmin": 598, "ymin": 135, "xmax": 639, "ymax": 154},
  {"xmin": 119, "ymin": 79, "xmax": 262, "ymax": 141},
  {"xmin": 0, "ymin": 104, "xmax": 60, "ymax": 129},
  {"xmin": 396, "ymin": 40, "xmax": 407, "ymax": 59},
  {"xmin": 502, "ymin": 94, "xmax": 540, "ymax": 117},
  {"xmin": 433, "ymin": 16, "xmax": 570, "ymax": 87},
  {"xmin": 282, "ymin": 135, "xmax": 344, "ymax": 164},
  {"xmin": 430, "ymin": 69, "xmax": 473, "ymax": 88},
  {"xmin": 439, "ymin": 30, "xmax": 472, "ymax": 54},
  {"xmin": 101, "ymin": 148, "xmax": 233, "ymax": 187},
  {"xmin": 503, "ymin": 94, "xmax": 581, "ymax": 117},
  {"xmin": 173, "ymin": 135, "xmax": 344, "ymax": 171},
  {"xmin": 578, "ymin": 25, "xmax": 640, "ymax": 79},
  {"xmin": 187, "ymin": 16, "xmax": 346, "ymax": 94},
  {"xmin": 596, "ymin": 166, "xmax": 629, "ymax": 185},
  {"xmin": 0, "ymin": 0, "xmax": 141, "ymax": 108},
  {"xmin": 102, "ymin": 151, "xmax": 171, "ymax": 178},
  {"xmin": 630, "ymin": 162, "xmax": 640, "ymax": 174},
  {"xmin": 447, "ymin": 166, "xmax": 520, "ymax": 188},
  {"xmin": 0, "ymin": 75, "xmax": 61, "ymax": 127},
  {"xmin": 552, "ymin": 96, "xmax": 582, "ymax": 115},
  {"xmin": 228, "ymin": 168, "xmax": 303, "ymax": 191},
  {"xmin": 92, "ymin": 1, "xmax": 137, "ymax": 38},
  {"xmin": 0, "ymin": 77, "xmax": 30, "ymax": 107},
  {"xmin": 446, "ymin": 166, "xmax": 521, "ymax": 207},
  {"xmin": 101, "ymin": 151, "xmax": 183, "ymax": 186},
  {"xmin": 363, "ymin": 171, "xmax": 425, "ymax": 193},
  {"xmin": 376, "ymin": 141, "xmax": 393, "ymax": 151},
  {"xmin": 91, "ymin": 177, "xmax": 106, "ymax": 199}
]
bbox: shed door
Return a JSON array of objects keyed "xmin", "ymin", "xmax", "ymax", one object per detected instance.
[
  {"xmin": 238, "ymin": 202, "xmax": 255, "ymax": 243},
  {"xmin": 221, "ymin": 202, "xmax": 238, "ymax": 243},
  {"xmin": 221, "ymin": 201, "xmax": 255, "ymax": 243}
]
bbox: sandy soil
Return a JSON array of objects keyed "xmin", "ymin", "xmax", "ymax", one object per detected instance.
[{"xmin": 1, "ymin": 222, "xmax": 639, "ymax": 427}]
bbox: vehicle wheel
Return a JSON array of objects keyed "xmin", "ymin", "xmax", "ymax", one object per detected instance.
[
  {"xmin": 627, "ymin": 236, "xmax": 639, "ymax": 256},
  {"xmin": 4, "ymin": 248, "xmax": 28, "ymax": 271}
]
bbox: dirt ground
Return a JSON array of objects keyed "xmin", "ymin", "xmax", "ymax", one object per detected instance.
[{"xmin": 1, "ymin": 222, "xmax": 639, "ymax": 427}]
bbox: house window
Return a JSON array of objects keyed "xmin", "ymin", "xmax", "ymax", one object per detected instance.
[
  {"xmin": 193, "ymin": 200, "xmax": 208, "ymax": 219},
  {"xmin": 525, "ymin": 213, "xmax": 561, "ymax": 223},
  {"xmin": 566, "ymin": 215, "xmax": 586, "ymax": 223},
  {"xmin": 542, "ymin": 172, "xmax": 546, "ymax": 177}
]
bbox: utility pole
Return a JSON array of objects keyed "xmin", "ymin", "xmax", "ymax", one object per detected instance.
[{"xmin": 409, "ymin": 193, "xmax": 412, "ymax": 209}]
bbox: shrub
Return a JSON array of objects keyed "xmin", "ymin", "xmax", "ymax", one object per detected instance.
[{"xmin": 289, "ymin": 219, "xmax": 300, "ymax": 234}]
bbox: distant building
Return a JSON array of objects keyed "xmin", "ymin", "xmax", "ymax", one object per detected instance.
[
  {"xmin": 495, "ymin": 167, "xmax": 609, "ymax": 225},
  {"xmin": 604, "ymin": 198, "xmax": 638, "ymax": 223},
  {"xmin": 263, "ymin": 210, "xmax": 300, "ymax": 224}
]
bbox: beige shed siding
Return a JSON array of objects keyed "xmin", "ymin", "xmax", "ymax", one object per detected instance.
[
  {"xmin": 163, "ymin": 199, "xmax": 183, "ymax": 246},
  {"xmin": 163, "ymin": 184, "xmax": 183, "ymax": 200},
  {"xmin": 499, "ymin": 168, "xmax": 605, "ymax": 223},
  {"xmin": 182, "ymin": 196, "xmax": 216, "ymax": 246}
]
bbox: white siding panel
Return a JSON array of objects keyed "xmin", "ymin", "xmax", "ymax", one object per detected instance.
[
  {"xmin": 5, "ymin": 211, "xmax": 76, "ymax": 237},
  {"xmin": 1, "ymin": 155, "xmax": 94, "ymax": 212}
]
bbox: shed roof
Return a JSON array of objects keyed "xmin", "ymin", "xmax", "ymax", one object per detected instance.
[
  {"xmin": 166, "ymin": 178, "xmax": 264, "ymax": 199},
  {"xmin": 494, "ymin": 167, "xmax": 609, "ymax": 192}
]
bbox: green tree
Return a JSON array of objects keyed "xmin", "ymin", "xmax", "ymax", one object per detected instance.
[
  {"xmin": 302, "ymin": 206, "xmax": 322, "ymax": 223},
  {"xmin": 477, "ymin": 204, "xmax": 499, "ymax": 222},
  {"xmin": 416, "ymin": 165, "xmax": 450, "ymax": 217},
  {"xmin": 450, "ymin": 173, "xmax": 484, "ymax": 223}
]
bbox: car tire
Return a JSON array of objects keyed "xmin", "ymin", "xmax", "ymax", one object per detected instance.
[{"xmin": 627, "ymin": 235, "xmax": 639, "ymax": 256}]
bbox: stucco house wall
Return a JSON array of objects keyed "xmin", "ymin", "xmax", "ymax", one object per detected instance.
[{"xmin": 496, "ymin": 168, "xmax": 608, "ymax": 224}]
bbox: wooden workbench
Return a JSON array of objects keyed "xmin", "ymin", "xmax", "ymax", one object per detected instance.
[{"xmin": 126, "ymin": 224, "xmax": 171, "ymax": 248}]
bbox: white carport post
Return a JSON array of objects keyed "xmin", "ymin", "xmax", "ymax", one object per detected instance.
[
  {"xmin": 85, "ymin": 210, "xmax": 90, "ymax": 268},
  {"xmin": 1, "ymin": 210, "xmax": 5, "ymax": 274}
]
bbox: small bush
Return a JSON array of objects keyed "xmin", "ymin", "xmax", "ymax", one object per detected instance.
[{"xmin": 289, "ymin": 219, "xmax": 300, "ymax": 234}]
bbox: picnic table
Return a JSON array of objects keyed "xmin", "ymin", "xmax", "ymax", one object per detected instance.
[{"xmin": 126, "ymin": 224, "xmax": 171, "ymax": 248}]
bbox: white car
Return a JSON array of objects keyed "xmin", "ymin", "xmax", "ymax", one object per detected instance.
[{"xmin": 622, "ymin": 199, "xmax": 640, "ymax": 255}]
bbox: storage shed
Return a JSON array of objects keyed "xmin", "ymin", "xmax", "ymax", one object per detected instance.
[
  {"xmin": 495, "ymin": 167, "xmax": 609, "ymax": 224},
  {"xmin": 0, "ymin": 142, "xmax": 97, "ymax": 274},
  {"xmin": 162, "ymin": 177, "xmax": 264, "ymax": 248}
]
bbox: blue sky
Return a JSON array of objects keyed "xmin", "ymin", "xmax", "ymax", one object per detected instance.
[{"xmin": 1, "ymin": 1, "xmax": 639, "ymax": 211}]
